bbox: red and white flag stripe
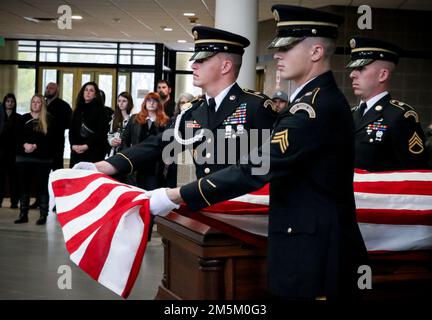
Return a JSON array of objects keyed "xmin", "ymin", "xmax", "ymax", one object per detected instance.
[
  {"xmin": 49, "ymin": 169, "xmax": 151, "ymax": 298},
  {"xmin": 200, "ymin": 169, "xmax": 432, "ymax": 253}
]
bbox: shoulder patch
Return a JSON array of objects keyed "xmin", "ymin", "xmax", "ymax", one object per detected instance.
[
  {"xmin": 404, "ymin": 110, "xmax": 420, "ymax": 123},
  {"xmin": 181, "ymin": 96, "xmax": 204, "ymax": 112},
  {"xmin": 390, "ymin": 99, "xmax": 413, "ymax": 111},
  {"xmin": 289, "ymin": 102, "xmax": 316, "ymax": 119},
  {"xmin": 297, "ymin": 87, "xmax": 320, "ymax": 104},
  {"xmin": 263, "ymin": 99, "xmax": 277, "ymax": 112},
  {"xmin": 242, "ymin": 88, "xmax": 265, "ymax": 99}
]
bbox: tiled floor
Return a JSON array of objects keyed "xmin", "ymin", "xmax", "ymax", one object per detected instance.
[{"xmin": 0, "ymin": 199, "xmax": 163, "ymax": 300}]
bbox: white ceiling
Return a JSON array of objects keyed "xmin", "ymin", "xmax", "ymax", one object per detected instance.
[{"xmin": 0, "ymin": 0, "xmax": 430, "ymax": 51}]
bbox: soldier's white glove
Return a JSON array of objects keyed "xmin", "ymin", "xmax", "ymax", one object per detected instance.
[
  {"xmin": 72, "ymin": 162, "xmax": 98, "ymax": 171},
  {"xmin": 148, "ymin": 188, "xmax": 179, "ymax": 217}
]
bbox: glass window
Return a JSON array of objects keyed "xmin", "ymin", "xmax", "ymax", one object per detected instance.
[
  {"xmin": 42, "ymin": 69, "xmax": 57, "ymax": 91},
  {"xmin": 40, "ymin": 46, "xmax": 58, "ymax": 62},
  {"xmin": 120, "ymin": 43, "xmax": 155, "ymax": 65},
  {"xmin": 55, "ymin": 41, "xmax": 118, "ymax": 64},
  {"xmin": 98, "ymin": 74, "xmax": 113, "ymax": 108},
  {"xmin": 81, "ymin": 74, "xmax": 92, "ymax": 86},
  {"xmin": 132, "ymin": 54, "xmax": 155, "ymax": 65},
  {"xmin": 131, "ymin": 72, "xmax": 154, "ymax": 113},
  {"xmin": 18, "ymin": 40, "xmax": 37, "ymax": 61},
  {"xmin": 16, "ymin": 68, "xmax": 36, "ymax": 114},
  {"xmin": 61, "ymin": 73, "xmax": 74, "ymax": 107},
  {"xmin": 118, "ymin": 74, "xmax": 127, "ymax": 95}
]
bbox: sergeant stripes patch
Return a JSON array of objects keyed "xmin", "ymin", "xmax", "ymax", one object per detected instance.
[{"xmin": 271, "ymin": 129, "xmax": 289, "ymax": 153}]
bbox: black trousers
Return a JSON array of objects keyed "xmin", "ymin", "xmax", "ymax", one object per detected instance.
[{"xmin": 16, "ymin": 161, "xmax": 51, "ymax": 213}]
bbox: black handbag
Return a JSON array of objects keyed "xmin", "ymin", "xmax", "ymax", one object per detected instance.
[{"xmin": 80, "ymin": 123, "xmax": 95, "ymax": 138}]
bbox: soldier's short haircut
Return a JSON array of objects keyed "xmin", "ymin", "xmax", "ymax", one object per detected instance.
[
  {"xmin": 304, "ymin": 37, "xmax": 336, "ymax": 61},
  {"xmin": 218, "ymin": 52, "xmax": 243, "ymax": 78}
]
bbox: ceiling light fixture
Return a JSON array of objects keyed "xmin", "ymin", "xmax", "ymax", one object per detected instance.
[
  {"xmin": 163, "ymin": 27, "xmax": 173, "ymax": 31},
  {"xmin": 183, "ymin": 13, "xmax": 195, "ymax": 17},
  {"xmin": 72, "ymin": 15, "xmax": 83, "ymax": 20},
  {"xmin": 23, "ymin": 17, "xmax": 40, "ymax": 23},
  {"xmin": 177, "ymin": 40, "xmax": 187, "ymax": 43}
]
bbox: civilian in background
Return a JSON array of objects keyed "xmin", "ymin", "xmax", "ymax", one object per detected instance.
[
  {"xmin": 107, "ymin": 92, "xmax": 133, "ymax": 157},
  {"xmin": 45, "ymin": 82, "xmax": 72, "ymax": 170},
  {"xmin": 157, "ymin": 80, "xmax": 176, "ymax": 118},
  {"xmin": 173, "ymin": 92, "xmax": 194, "ymax": 118},
  {"xmin": 0, "ymin": 94, "xmax": 22, "ymax": 208},
  {"xmin": 271, "ymin": 90, "xmax": 289, "ymax": 113},
  {"xmin": 14, "ymin": 94, "xmax": 54, "ymax": 225},
  {"xmin": 69, "ymin": 82, "xmax": 109, "ymax": 167}
]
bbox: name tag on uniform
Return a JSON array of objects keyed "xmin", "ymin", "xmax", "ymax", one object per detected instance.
[{"xmin": 186, "ymin": 120, "xmax": 201, "ymax": 129}]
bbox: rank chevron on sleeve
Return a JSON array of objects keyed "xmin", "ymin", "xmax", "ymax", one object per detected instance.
[
  {"xmin": 271, "ymin": 129, "xmax": 288, "ymax": 153},
  {"xmin": 408, "ymin": 132, "xmax": 424, "ymax": 154}
]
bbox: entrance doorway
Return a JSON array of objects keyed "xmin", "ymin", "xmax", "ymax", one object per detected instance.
[{"xmin": 38, "ymin": 67, "xmax": 117, "ymax": 108}]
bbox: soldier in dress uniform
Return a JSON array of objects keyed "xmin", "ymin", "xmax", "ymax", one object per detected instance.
[
  {"xmin": 347, "ymin": 37, "xmax": 428, "ymax": 171},
  {"xmin": 152, "ymin": 5, "xmax": 368, "ymax": 300},
  {"xmin": 86, "ymin": 26, "xmax": 277, "ymax": 181}
]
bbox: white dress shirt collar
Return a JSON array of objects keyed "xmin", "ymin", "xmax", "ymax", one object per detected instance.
[
  {"xmin": 361, "ymin": 91, "xmax": 389, "ymax": 114},
  {"xmin": 289, "ymin": 76, "xmax": 318, "ymax": 103},
  {"xmin": 206, "ymin": 82, "xmax": 236, "ymax": 112}
]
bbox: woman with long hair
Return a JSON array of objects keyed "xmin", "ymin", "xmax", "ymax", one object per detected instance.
[
  {"xmin": 14, "ymin": 94, "xmax": 53, "ymax": 225},
  {"xmin": 120, "ymin": 92, "xmax": 169, "ymax": 240},
  {"xmin": 107, "ymin": 92, "xmax": 134, "ymax": 156},
  {"xmin": 0, "ymin": 94, "xmax": 22, "ymax": 208},
  {"xmin": 69, "ymin": 82, "xmax": 109, "ymax": 167}
]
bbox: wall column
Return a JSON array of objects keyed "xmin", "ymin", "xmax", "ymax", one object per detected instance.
[{"xmin": 215, "ymin": 0, "xmax": 258, "ymax": 90}]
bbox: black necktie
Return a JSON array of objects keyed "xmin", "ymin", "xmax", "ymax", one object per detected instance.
[
  {"xmin": 208, "ymin": 97, "xmax": 216, "ymax": 117},
  {"xmin": 358, "ymin": 102, "xmax": 367, "ymax": 118}
]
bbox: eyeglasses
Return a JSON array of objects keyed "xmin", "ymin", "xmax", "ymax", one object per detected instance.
[{"xmin": 146, "ymin": 98, "xmax": 158, "ymax": 103}]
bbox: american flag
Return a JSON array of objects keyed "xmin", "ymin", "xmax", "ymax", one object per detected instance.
[
  {"xmin": 49, "ymin": 168, "xmax": 432, "ymax": 298},
  {"xmin": 199, "ymin": 169, "xmax": 432, "ymax": 253},
  {"xmin": 49, "ymin": 169, "xmax": 151, "ymax": 298}
]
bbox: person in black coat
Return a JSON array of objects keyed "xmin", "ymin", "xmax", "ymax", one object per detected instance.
[
  {"xmin": 14, "ymin": 94, "xmax": 54, "ymax": 225},
  {"xmin": 69, "ymin": 82, "xmax": 109, "ymax": 167},
  {"xmin": 0, "ymin": 93, "xmax": 22, "ymax": 208},
  {"xmin": 347, "ymin": 37, "xmax": 428, "ymax": 171},
  {"xmin": 45, "ymin": 82, "xmax": 72, "ymax": 170},
  {"xmin": 156, "ymin": 5, "xmax": 368, "ymax": 300}
]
